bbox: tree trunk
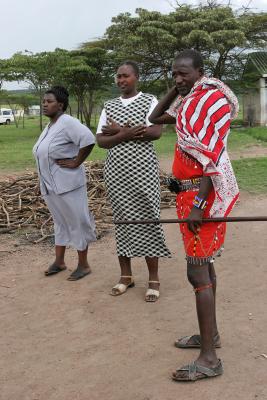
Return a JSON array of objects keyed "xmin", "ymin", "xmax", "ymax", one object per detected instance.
[
  {"xmin": 7, "ymin": 100, "xmax": 19, "ymax": 128},
  {"xmin": 39, "ymin": 87, "xmax": 43, "ymax": 131},
  {"xmin": 163, "ymin": 69, "xmax": 170, "ymax": 91},
  {"xmin": 82, "ymin": 92, "xmax": 94, "ymax": 128},
  {"xmin": 23, "ymin": 107, "xmax": 25, "ymax": 129},
  {"xmin": 77, "ymin": 98, "xmax": 80, "ymax": 119},
  {"xmin": 213, "ymin": 51, "xmax": 228, "ymax": 79}
]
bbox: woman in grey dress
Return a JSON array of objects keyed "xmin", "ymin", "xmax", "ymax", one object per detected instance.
[
  {"xmin": 97, "ymin": 61, "xmax": 171, "ymax": 302},
  {"xmin": 33, "ymin": 86, "xmax": 96, "ymax": 280}
]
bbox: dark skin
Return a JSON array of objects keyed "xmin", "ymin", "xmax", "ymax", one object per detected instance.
[
  {"xmin": 97, "ymin": 65, "xmax": 162, "ymax": 149},
  {"xmin": 97, "ymin": 64, "xmax": 162, "ymax": 300},
  {"xmin": 149, "ymin": 57, "xmax": 221, "ymax": 378},
  {"xmin": 42, "ymin": 93, "xmax": 94, "ymax": 279}
]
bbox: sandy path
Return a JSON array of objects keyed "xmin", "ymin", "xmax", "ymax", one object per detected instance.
[{"xmin": 0, "ymin": 185, "xmax": 266, "ymax": 399}]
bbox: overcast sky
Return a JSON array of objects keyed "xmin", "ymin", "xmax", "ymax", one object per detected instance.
[{"xmin": 1, "ymin": 0, "xmax": 266, "ymax": 89}]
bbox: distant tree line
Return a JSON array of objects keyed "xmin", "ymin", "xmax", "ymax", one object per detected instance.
[{"xmin": 0, "ymin": 2, "xmax": 266, "ymax": 130}]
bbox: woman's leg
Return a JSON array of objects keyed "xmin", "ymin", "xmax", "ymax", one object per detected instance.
[
  {"xmin": 145, "ymin": 256, "xmax": 159, "ymax": 288},
  {"xmin": 77, "ymin": 246, "xmax": 91, "ymax": 272},
  {"xmin": 145, "ymin": 256, "xmax": 160, "ymax": 301},
  {"xmin": 54, "ymin": 245, "xmax": 66, "ymax": 267},
  {"xmin": 44, "ymin": 245, "xmax": 66, "ymax": 275},
  {"xmin": 110, "ymin": 256, "xmax": 133, "ymax": 295},
  {"xmin": 67, "ymin": 246, "xmax": 92, "ymax": 281},
  {"xmin": 118, "ymin": 256, "xmax": 132, "ymax": 283}
]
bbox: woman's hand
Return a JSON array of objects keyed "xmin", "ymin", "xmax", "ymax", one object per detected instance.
[
  {"xmin": 56, "ymin": 158, "xmax": 80, "ymax": 168},
  {"xmin": 187, "ymin": 207, "xmax": 204, "ymax": 235},
  {"xmin": 121, "ymin": 124, "xmax": 146, "ymax": 140},
  {"xmin": 102, "ymin": 119, "xmax": 121, "ymax": 136}
]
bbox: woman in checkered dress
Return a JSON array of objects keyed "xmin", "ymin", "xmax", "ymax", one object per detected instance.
[{"xmin": 96, "ymin": 61, "xmax": 171, "ymax": 302}]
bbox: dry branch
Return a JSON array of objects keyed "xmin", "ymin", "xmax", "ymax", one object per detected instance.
[{"xmin": 0, "ymin": 161, "xmax": 175, "ymax": 243}]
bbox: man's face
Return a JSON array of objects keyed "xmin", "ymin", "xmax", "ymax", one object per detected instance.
[{"xmin": 172, "ymin": 58, "xmax": 203, "ymax": 97}]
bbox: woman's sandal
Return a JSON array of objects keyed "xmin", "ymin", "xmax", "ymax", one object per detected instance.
[
  {"xmin": 44, "ymin": 264, "xmax": 67, "ymax": 276},
  {"xmin": 174, "ymin": 333, "xmax": 221, "ymax": 349},
  {"xmin": 110, "ymin": 275, "xmax": 135, "ymax": 296},
  {"xmin": 145, "ymin": 281, "xmax": 160, "ymax": 302},
  {"xmin": 172, "ymin": 359, "xmax": 223, "ymax": 382}
]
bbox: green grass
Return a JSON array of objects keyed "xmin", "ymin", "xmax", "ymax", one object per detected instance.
[
  {"xmin": 0, "ymin": 117, "xmax": 106, "ymax": 171},
  {"xmin": 228, "ymin": 127, "xmax": 267, "ymax": 150},
  {"xmin": 0, "ymin": 118, "xmax": 41, "ymax": 170},
  {"xmin": 1, "ymin": 120, "xmax": 267, "ymax": 193},
  {"xmin": 232, "ymin": 157, "xmax": 267, "ymax": 193}
]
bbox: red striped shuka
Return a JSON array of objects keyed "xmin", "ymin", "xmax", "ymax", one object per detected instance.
[{"xmin": 168, "ymin": 77, "xmax": 239, "ymax": 265}]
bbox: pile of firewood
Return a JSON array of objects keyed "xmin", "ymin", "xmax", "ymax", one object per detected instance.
[{"xmin": 0, "ymin": 161, "xmax": 175, "ymax": 243}]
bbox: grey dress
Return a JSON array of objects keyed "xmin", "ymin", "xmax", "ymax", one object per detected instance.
[{"xmin": 33, "ymin": 114, "xmax": 96, "ymax": 251}]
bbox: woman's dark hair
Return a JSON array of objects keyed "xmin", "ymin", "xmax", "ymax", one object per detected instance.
[
  {"xmin": 45, "ymin": 86, "xmax": 69, "ymax": 111},
  {"xmin": 118, "ymin": 60, "xmax": 139, "ymax": 77},
  {"xmin": 174, "ymin": 49, "xmax": 204, "ymax": 70}
]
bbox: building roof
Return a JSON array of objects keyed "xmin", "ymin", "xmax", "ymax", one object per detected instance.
[{"xmin": 248, "ymin": 52, "xmax": 267, "ymax": 75}]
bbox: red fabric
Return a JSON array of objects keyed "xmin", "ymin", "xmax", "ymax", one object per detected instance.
[
  {"xmin": 176, "ymin": 87, "xmax": 231, "ymax": 166},
  {"xmin": 173, "ymin": 146, "xmax": 226, "ymax": 260}
]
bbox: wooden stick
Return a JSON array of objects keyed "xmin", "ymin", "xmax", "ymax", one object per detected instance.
[{"xmin": 114, "ymin": 216, "xmax": 267, "ymax": 225}]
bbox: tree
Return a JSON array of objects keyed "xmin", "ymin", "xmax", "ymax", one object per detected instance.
[
  {"xmin": 1, "ymin": 50, "xmax": 67, "ymax": 130},
  {"xmin": 56, "ymin": 48, "xmax": 112, "ymax": 127},
  {"xmin": 99, "ymin": 4, "xmax": 267, "ymax": 90}
]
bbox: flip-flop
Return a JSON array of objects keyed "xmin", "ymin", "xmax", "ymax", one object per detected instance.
[
  {"xmin": 67, "ymin": 267, "xmax": 91, "ymax": 281},
  {"xmin": 172, "ymin": 359, "xmax": 223, "ymax": 382},
  {"xmin": 45, "ymin": 265, "xmax": 67, "ymax": 276}
]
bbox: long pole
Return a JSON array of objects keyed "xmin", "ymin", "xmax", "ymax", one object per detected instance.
[{"xmin": 114, "ymin": 216, "xmax": 267, "ymax": 225}]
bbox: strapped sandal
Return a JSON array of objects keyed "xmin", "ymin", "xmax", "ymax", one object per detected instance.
[
  {"xmin": 172, "ymin": 359, "xmax": 223, "ymax": 382},
  {"xmin": 110, "ymin": 275, "xmax": 135, "ymax": 296},
  {"xmin": 174, "ymin": 333, "xmax": 221, "ymax": 349},
  {"xmin": 145, "ymin": 280, "xmax": 160, "ymax": 302}
]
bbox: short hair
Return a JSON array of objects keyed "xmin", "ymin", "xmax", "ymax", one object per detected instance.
[
  {"xmin": 45, "ymin": 86, "xmax": 69, "ymax": 111},
  {"xmin": 118, "ymin": 60, "xmax": 139, "ymax": 77},
  {"xmin": 174, "ymin": 49, "xmax": 204, "ymax": 70}
]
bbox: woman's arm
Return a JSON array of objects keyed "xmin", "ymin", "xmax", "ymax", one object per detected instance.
[
  {"xmin": 149, "ymin": 87, "xmax": 178, "ymax": 125},
  {"xmin": 56, "ymin": 144, "xmax": 95, "ymax": 168},
  {"xmin": 97, "ymin": 130, "xmax": 126, "ymax": 149},
  {"xmin": 134, "ymin": 124, "xmax": 162, "ymax": 141},
  {"xmin": 97, "ymin": 123, "xmax": 162, "ymax": 149}
]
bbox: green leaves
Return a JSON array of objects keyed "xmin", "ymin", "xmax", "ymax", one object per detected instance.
[{"xmin": 99, "ymin": 4, "xmax": 267, "ymax": 84}]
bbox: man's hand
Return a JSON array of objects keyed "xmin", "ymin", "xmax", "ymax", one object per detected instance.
[
  {"xmin": 187, "ymin": 207, "xmax": 204, "ymax": 235},
  {"xmin": 56, "ymin": 158, "xmax": 80, "ymax": 168}
]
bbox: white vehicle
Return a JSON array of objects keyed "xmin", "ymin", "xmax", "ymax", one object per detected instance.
[{"xmin": 0, "ymin": 108, "xmax": 14, "ymax": 125}]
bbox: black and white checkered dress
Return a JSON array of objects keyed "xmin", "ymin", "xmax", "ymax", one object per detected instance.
[{"xmin": 103, "ymin": 93, "xmax": 171, "ymax": 258}]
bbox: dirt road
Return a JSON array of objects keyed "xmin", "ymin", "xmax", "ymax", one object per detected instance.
[
  {"xmin": 0, "ymin": 194, "xmax": 267, "ymax": 400},
  {"xmin": 0, "ymin": 163, "xmax": 266, "ymax": 400}
]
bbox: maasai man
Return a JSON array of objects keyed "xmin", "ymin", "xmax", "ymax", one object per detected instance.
[{"xmin": 149, "ymin": 49, "xmax": 239, "ymax": 381}]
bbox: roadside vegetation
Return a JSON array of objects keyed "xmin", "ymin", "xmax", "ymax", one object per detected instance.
[{"xmin": 0, "ymin": 119, "xmax": 266, "ymax": 193}]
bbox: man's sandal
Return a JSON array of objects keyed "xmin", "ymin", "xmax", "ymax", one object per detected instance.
[
  {"xmin": 172, "ymin": 359, "xmax": 223, "ymax": 382},
  {"xmin": 110, "ymin": 276, "xmax": 135, "ymax": 296},
  {"xmin": 175, "ymin": 333, "xmax": 221, "ymax": 349},
  {"xmin": 145, "ymin": 281, "xmax": 160, "ymax": 302}
]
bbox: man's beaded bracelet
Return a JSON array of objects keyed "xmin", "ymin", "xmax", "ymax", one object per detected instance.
[{"xmin": 192, "ymin": 195, "xmax": 207, "ymax": 210}]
